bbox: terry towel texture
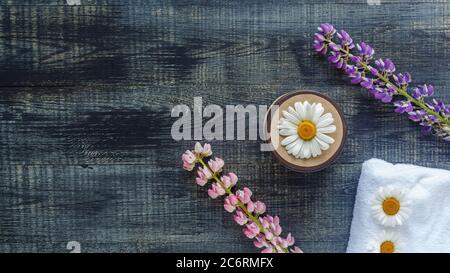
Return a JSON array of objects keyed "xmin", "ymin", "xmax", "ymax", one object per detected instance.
[{"xmin": 347, "ymin": 158, "xmax": 450, "ymax": 253}]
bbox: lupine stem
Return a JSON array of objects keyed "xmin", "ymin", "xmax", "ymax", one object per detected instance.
[
  {"xmin": 325, "ymin": 38, "xmax": 450, "ymax": 126},
  {"xmin": 197, "ymin": 157, "xmax": 289, "ymax": 253}
]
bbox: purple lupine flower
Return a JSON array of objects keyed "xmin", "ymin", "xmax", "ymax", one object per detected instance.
[
  {"xmin": 313, "ymin": 23, "xmax": 336, "ymax": 55},
  {"xmin": 412, "ymin": 84, "xmax": 434, "ymax": 99},
  {"xmin": 443, "ymin": 105, "xmax": 450, "ymax": 117},
  {"xmin": 392, "ymin": 72, "xmax": 412, "ymax": 87},
  {"xmin": 375, "ymin": 58, "xmax": 396, "ymax": 74},
  {"xmin": 371, "ymin": 87, "xmax": 393, "ymax": 103},
  {"xmin": 394, "ymin": 100, "xmax": 414, "ymax": 113},
  {"xmin": 427, "ymin": 99, "xmax": 445, "ymax": 113},
  {"xmin": 337, "ymin": 30, "xmax": 354, "ymax": 49},
  {"xmin": 371, "ymin": 84, "xmax": 397, "ymax": 103},
  {"xmin": 408, "ymin": 110, "xmax": 426, "ymax": 122},
  {"xmin": 318, "ymin": 23, "xmax": 336, "ymax": 36},
  {"xmin": 346, "ymin": 65, "xmax": 363, "ymax": 84},
  {"xmin": 368, "ymin": 66, "xmax": 379, "ymax": 77},
  {"xmin": 360, "ymin": 78, "xmax": 374, "ymax": 89},
  {"xmin": 356, "ymin": 42, "xmax": 375, "ymax": 59},
  {"xmin": 313, "ymin": 39, "xmax": 327, "ymax": 55},
  {"xmin": 314, "ymin": 23, "xmax": 450, "ymax": 140},
  {"xmin": 328, "ymin": 51, "xmax": 345, "ymax": 69}
]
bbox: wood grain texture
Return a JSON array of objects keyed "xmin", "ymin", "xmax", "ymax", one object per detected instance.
[{"xmin": 0, "ymin": 0, "xmax": 449, "ymax": 253}]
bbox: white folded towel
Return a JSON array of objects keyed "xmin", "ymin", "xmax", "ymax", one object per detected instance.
[{"xmin": 347, "ymin": 158, "xmax": 450, "ymax": 253}]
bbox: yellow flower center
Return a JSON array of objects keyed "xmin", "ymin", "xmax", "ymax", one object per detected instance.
[
  {"xmin": 297, "ymin": 121, "xmax": 316, "ymax": 141},
  {"xmin": 382, "ymin": 197, "xmax": 400, "ymax": 216},
  {"xmin": 380, "ymin": 241, "xmax": 395, "ymax": 253}
]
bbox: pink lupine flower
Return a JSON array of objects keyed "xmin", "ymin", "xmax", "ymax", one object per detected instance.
[
  {"xmin": 228, "ymin": 172, "xmax": 238, "ymax": 186},
  {"xmin": 195, "ymin": 176, "xmax": 207, "ymax": 187},
  {"xmin": 254, "ymin": 201, "xmax": 266, "ymax": 214},
  {"xmin": 182, "ymin": 142, "xmax": 302, "ymax": 253},
  {"xmin": 224, "ymin": 194, "xmax": 238, "ymax": 213},
  {"xmin": 253, "ymin": 235, "xmax": 270, "ymax": 249},
  {"xmin": 275, "ymin": 245, "xmax": 285, "ymax": 253},
  {"xmin": 254, "ymin": 240, "xmax": 264, "ymax": 249},
  {"xmin": 260, "ymin": 217, "xmax": 270, "ymax": 229},
  {"xmin": 246, "ymin": 201, "xmax": 255, "ymax": 213},
  {"xmin": 182, "ymin": 150, "xmax": 196, "ymax": 171},
  {"xmin": 195, "ymin": 167, "xmax": 212, "ymax": 186},
  {"xmin": 208, "ymin": 157, "xmax": 224, "ymax": 173},
  {"xmin": 272, "ymin": 223, "xmax": 282, "ymax": 236},
  {"xmin": 194, "ymin": 142, "xmax": 212, "ymax": 157},
  {"xmin": 207, "ymin": 187, "xmax": 219, "ymax": 199},
  {"xmin": 264, "ymin": 230, "xmax": 274, "ymax": 241},
  {"xmin": 290, "ymin": 246, "xmax": 303, "ymax": 253},
  {"xmin": 233, "ymin": 210, "xmax": 248, "ymax": 225},
  {"xmin": 277, "ymin": 237, "xmax": 288, "ymax": 249},
  {"xmin": 221, "ymin": 175, "xmax": 233, "ymax": 188},
  {"xmin": 236, "ymin": 187, "xmax": 252, "ymax": 204},
  {"xmin": 243, "ymin": 222, "xmax": 260, "ymax": 239},
  {"xmin": 286, "ymin": 233, "xmax": 295, "ymax": 246},
  {"xmin": 199, "ymin": 166, "xmax": 212, "ymax": 178},
  {"xmin": 261, "ymin": 247, "xmax": 273, "ymax": 253},
  {"xmin": 207, "ymin": 183, "xmax": 225, "ymax": 199},
  {"xmin": 221, "ymin": 172, "xmax": 238, "ymax": 189}
]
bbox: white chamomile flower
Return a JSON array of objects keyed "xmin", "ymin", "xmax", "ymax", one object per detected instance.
[
  {"xmin": 277, "ymin": 101, "xmax": 336, "ymax": 159},
  {"xmin": 371, "ymin": 185, "xmax": 412, "ymax": 227},
  {"xmin": 367, "ymin": 230, "xmax": 403, "ymax": 253}
]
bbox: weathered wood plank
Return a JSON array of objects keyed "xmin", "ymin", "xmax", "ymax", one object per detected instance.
[{"xmin": 0, "ymin": 0, "xmax": 449, "ymax": 252}]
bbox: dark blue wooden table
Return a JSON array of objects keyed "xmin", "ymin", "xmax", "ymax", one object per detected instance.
[{"xmin": 0, "ymin": 0, "xmax": 449, "ymax": 253}]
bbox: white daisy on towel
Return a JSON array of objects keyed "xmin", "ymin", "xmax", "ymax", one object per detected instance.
[
  {"xmin": 371, "ymin": 185, "xmax": 412, "ymax": 227},
  {"xmin": 278, "ymin": 101, "xmax": 336, "ymax": 159},
  {"xmin": 367, "ymin": 230, "xmax": 403, "ymax": 253}
]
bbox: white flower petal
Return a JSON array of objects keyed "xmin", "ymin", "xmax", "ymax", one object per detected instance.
[
  {"xmin": 317, "ymin": 125, "xmax": 336, "ymax": 133},
  {"xmin": 288, "ymin": 106, "xmax": 301, "ymax": 120},
  {"xmin": 290, "ymin": 140, "xmax": 302, "ymax": 156},
  {"xmin": 316, "ymin": 132, "xmax": 335, "ymax": 144},
  {"xmin": 294, "ymin": 139, "xmax": 304, "ymax": 158},
  {"xmin": 285, "ymin": 139, "xmax": 299, "ymax": 151},
  {"xmin": 315, "ymin": 137, "xmax": 330, "ymax": 150},
  {"xmin": 316, "ymin": 117, "xmax": 334, "ymax": 128},
  {"xmin": 279, "ymin": 128, "xmax": 297, "ymax": 136},
  {"xmin": 281, "ymin": 134, "xmax": 298, "ymax": 146},
  {"xmin": 301, "ymin": 141, "xmax": 311, "ymax": 159},
  {"xmin": 282, "ymin": 111, "xmax": 300, "ymax": 124},
  {"xmin": 312, "ymin": 103, "xmax": 324, "ymax": 123},
  {"xmin": 304, "ymin": 101, "xmax": 313, "ymax": 120},
  {"xmin": 317, "ymin": 113, "xmax": 332, "ymax": 124},
  {"xmin": 294, "ymin": 102, "xmax": 306, "ymax": 120},
  {"xmin": 278, "ymin": 120, "xmax": 297, "ymax": 130},
  {"xmin": 310, "ymin": 139, "xmax": 321, "ymax": 157}
]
